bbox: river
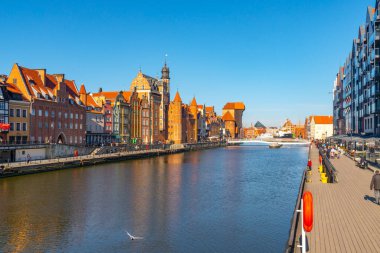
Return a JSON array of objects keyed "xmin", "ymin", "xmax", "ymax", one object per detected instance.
[{"xmin": 0, "ymin": 145, "xmax": 308, "ymax": 253}]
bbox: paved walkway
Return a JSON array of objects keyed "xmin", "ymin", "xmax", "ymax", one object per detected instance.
[{"xmin": 295, "ymin": 145, "xmax": 380, "ymax": 253}]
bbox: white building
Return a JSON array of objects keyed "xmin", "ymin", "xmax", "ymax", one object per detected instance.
[{"xmin": 308, "ymin": 116, "xmax": 333, "ymax": 140}]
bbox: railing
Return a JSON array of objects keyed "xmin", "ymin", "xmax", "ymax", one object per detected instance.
[
  {"xmin": 285, "ymin": 144, "xmax": 310, "ymax": 252},
  {"xmin": 319, "ymin": 148, "xmax": 338, "ymax": 183}
]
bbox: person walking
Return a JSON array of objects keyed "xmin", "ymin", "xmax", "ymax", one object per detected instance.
[
  {"xmin": 370, "ymin": 170, "xmax": 380, "ymax": 204},
  {"xmin": 307, "ymin": 159, "xmax": 312, "ymax": 171},
  {"xmin": 26, "ymin": 154, "xmax": 31, "ymax": 164}
]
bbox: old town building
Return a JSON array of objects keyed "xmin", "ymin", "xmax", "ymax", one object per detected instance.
[
  {"xmin": 113, "ymin": 92, "xmax": 131, "ymax": 143},
  {"xmin": 222, "ymin": 102, "xmax": 246, "ymax": 138},
  {"xmin": 305, "ymin": 115, "xmax": 333, "ymax": 140},
  {"xmin": 7, "ymin": 83, "xmax": 29, "ymax": 144},
  {"xmin": 6, "ymin": 64, "xmax": 86, "ymax": 144},
  {"xmin": 130, "ymin": 70, "xmax": 162, "ymax": 144},
  {"xmin": 0, "ymin": 76, "xmax": 10, "ymax": 142},
  {"xmin": 168, "ymin": 91, "xmax": 183, "ymax": 144},
  {"xmin": 79, "ymin": 84, "xmax": 111, "ymax": 145}
]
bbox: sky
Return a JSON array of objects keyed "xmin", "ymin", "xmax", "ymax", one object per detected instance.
[{"xmin": 0, "ymin": 0, "xmax": 375, "ymax": 127}]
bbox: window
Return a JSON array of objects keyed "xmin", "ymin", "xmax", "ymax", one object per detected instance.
[
  {"xmin": 65, "ymin": 113, "xmax": 68, "ymax": 119},
  {"xmin": 70, "ymin": 113, "xmax": 73, "ymax": 119},
  {"xmin": 22, "ymin": 123, "xmax": 27, "ymax": 131},
  {"xmin": 31, "ymin": 109, "xmax": 35, "ymax": 116},
  {"xmin": 13, "ymin": 78, "xmax": 17, "ymax": 84},
  {"xmin": 75, "ymin": 123, "xmax": 78, "ymax": 129},
  {"xmin": 70, "ymin": 123, "xmax": 73, "ymax": 129},
  {"xmin": 58, "ymin": 112, "xmax": 61, "ymax": 118},
  {"xmin": 64, "ymin": 123, "xmax": 68, "ymax": 129},
  {"xmin": 75, "ymin": 113, "xmax": 78, "ymax": 119},
  {"xmin": 16, "ymin": 109, "xmax": 21, "ymax": 117},
  {"xmin": 74, "ymin": 136, "xmax": 77, "ymax": 143},
  {"xmin": 51, "ymin": 111, "xmax": 55, "ymax": 118},
  {"xmin": 80, "ymin": 124, "xmax": 82, "ymax": 129},
  {"xmin": 80, "ymin": 114, "xmax": 83, "ymax": 120},
  {"xmin": 10, "ymin": 123, "xmax": 14, "ymax": 131},
  {"xmin": 10, "ymin": 109, "xmax": 14, "ymax": 117},
  {"xmin": 38, "ymin": 110, "xmax": 42, "ymax": 116},
  {"xmin": 45, "ymin": 111, "xmax": 48, "ymax": 117},
  {"xmin": 38, "ymin": 122, "xmax": 42, "ymax": 128},
  {"xmin": 58, "ymin": 122, "xmax": 61, "ymax": 129},
  {"xmin": 45, "ymin": 122, "xmax": 48, "ymax": 128},
  {"xmin": 51, "ymin": 122, "xmax": 54, "ymax": 128},
  {"xmin": 22, "ymin": 110, "xmax": 27, "ymax": 118},
  {"xmin": 16, "ymin": 123, "xmax": 20, "ymax": 131}
]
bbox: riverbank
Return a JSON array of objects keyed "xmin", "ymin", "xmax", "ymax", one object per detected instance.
[{"xmin": 0, "ymin": 142, "xmax": 226, "ymax": 178}]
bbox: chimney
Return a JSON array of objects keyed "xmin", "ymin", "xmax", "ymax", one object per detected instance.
[
  {"xmin": 36, "ymin": 69, "xmax": 46, "ymax": 85},
  {"xmin": 54, "ymin": 74, "xmax": 65, "ymax": 84},
  {"xmin": 99, "ymin": 87, "xmax": 103, "ymax": 93}
]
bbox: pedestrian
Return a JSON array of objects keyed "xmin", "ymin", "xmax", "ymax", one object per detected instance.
[
  {"xmin": 26, "ymin": 154, "xmax": 31, "ymax": 164},
  {"xmin": 307, "ymin": 159, "xmax": 312, "ymax": 171},
  {"xmin": 370, "ymin": 170, "xmax": 380, "ymax": 204}
]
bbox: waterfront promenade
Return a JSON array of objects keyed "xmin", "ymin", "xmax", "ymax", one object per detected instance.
[{"xmin": 294, "ymin": 145, "xmax": 380, "ymax": 253}]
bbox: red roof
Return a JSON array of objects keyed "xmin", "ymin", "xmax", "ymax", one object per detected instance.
[
  {"xmin": 17, "ymin": 65, "xmax": 80, "ymax": 101},
  {"xmin": 222, "ymin": 111, "xmax": 235, "ymax": 121},
  {"xmin": 92, "ymin": 91, "xmax": 132, "ymax": 103},
  {"xmin": 313, "ymin": 116, "xmax": 333, "ymax": 124},
  {"xmin": 223, "ymin": 102, "xmax": 245, "ymax": 110}
]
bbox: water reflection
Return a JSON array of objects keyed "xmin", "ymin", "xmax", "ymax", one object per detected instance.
[{"xmin": 0, "ymin": 146, "xmax": 307, "ymax": 253}]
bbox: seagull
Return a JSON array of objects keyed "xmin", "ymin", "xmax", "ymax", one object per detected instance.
[{"xmin": 125, "ymin": 231, "xmax": 144, "ymax": 240}]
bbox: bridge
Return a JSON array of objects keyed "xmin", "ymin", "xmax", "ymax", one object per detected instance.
[{"xmin": 227, "ymin": 139, "xmax": 310, "ymax": 146}]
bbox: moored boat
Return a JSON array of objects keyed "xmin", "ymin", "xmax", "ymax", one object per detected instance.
[{"xmin": 269, "ymin": 143, "xmax": 282, "ymax": 149}]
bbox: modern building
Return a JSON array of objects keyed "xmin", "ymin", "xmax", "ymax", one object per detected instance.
[
  {"xmin": 334, "ymin": 3, "xmax": 380, "ymax": 136},
  {"xmin": 333, "ymin": 67, "xmax": 345, "ymax": 135},
  {"xmin": 6, "ymin": 64, "xmax": 86, "ymax": 144}
]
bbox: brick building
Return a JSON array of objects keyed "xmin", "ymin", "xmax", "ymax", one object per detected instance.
[
  {"xmin": 7, "ymin": 64, "xmax": 86, "ymax": 144},
  {"xmin": 222, "ymin": 102, "xmax": 246, "ymax": 139}
]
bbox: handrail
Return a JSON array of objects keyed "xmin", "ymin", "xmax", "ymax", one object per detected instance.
[
  {"xmin": 285, "ymin": 144, "xmax": 310, "ymax": 252},
  {"xmin": 318, "ymin": 148, "xmax": 338, "ymax": 183}
]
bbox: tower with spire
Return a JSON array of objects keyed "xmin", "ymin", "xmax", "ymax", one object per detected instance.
[
  {"xmin": 189, "ymin": 97, "xmax": 198, "ymax": 143},
  {"xmin": 168, "ymin": 91, "xmax": 183, "ymax": 144}
]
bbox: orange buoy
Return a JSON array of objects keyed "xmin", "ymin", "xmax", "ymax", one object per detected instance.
[{"xmin": 303, "ymin": 191, "xmax": 313, "ymax": 232}]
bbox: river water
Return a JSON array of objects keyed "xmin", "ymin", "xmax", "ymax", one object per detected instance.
[{"xmin": 0, "ymin": 145, "xmax": 308, "ymax": 253}]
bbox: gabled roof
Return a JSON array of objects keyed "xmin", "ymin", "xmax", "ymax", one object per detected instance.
[
  {"xmin": 313, "ymin": 115, "xmax": 333, "ymax": 124},
  {"xmin": 79, "ymin": 84, "xmax": 86, "ymax": 94},
  {"xmin": 197, "ymin": 105, "xmax": 204, "ymax": 109},
  {"xmin": 16, "ymin": 64, "xmax": 80, "ymax": 102},
  {"xmin": 222, "ymin": 111, "xmax": 235, "ymax": 121},
  {"xmin": 223, "ymin": 102, "xmax": 245, "ymax": 110}
]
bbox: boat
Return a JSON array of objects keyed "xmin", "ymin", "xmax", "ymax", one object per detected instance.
[{"xmin": 269, "ymin": 143, "xmax": 283, "ymax": 149}]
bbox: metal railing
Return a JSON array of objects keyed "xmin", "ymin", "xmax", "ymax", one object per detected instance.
[
  {"xmin": 319, "ymin": 148, "xmax": 338, "ymax": 183},
  {"xmin": 285, "ymin": 144, "xmax": 310, "ymax": 252}
]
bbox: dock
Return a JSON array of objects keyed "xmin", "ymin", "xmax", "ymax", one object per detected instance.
[
  {"xmin": 0, "ymin": 142, "xmax": 226, "ymax": 178},
  {"xmin": 289, "ymin": 144, "xmax": 380, "ymax": 252}
]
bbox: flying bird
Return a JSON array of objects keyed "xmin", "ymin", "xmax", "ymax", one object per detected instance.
[{"xmin": 126, "ymin": 231, "xmax": 144, "ymax": 240}]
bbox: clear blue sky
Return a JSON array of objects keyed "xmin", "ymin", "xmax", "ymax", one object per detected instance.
[{"xmin": 0, "ymin": 0, "xmax": 374, "ymax": 127}]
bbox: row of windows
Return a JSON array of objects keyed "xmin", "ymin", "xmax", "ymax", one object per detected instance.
[
  {"xmin": 37, "ymin": 122, "xmax": 83, "ymax": 130},
  {"xmin": 30, "ymin": 136, "xmax": 83, "ymax": 144},
  {"xmin": 10, "ymin": 122, "xmax": 27, "ymax": 131},
  {"xmin": 32, "ymin": 109, "xmax": 83, "ymax": 120},
  {"xmin": 10, "ymin": 109, "xmax": 27, "ymax": 118}
]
